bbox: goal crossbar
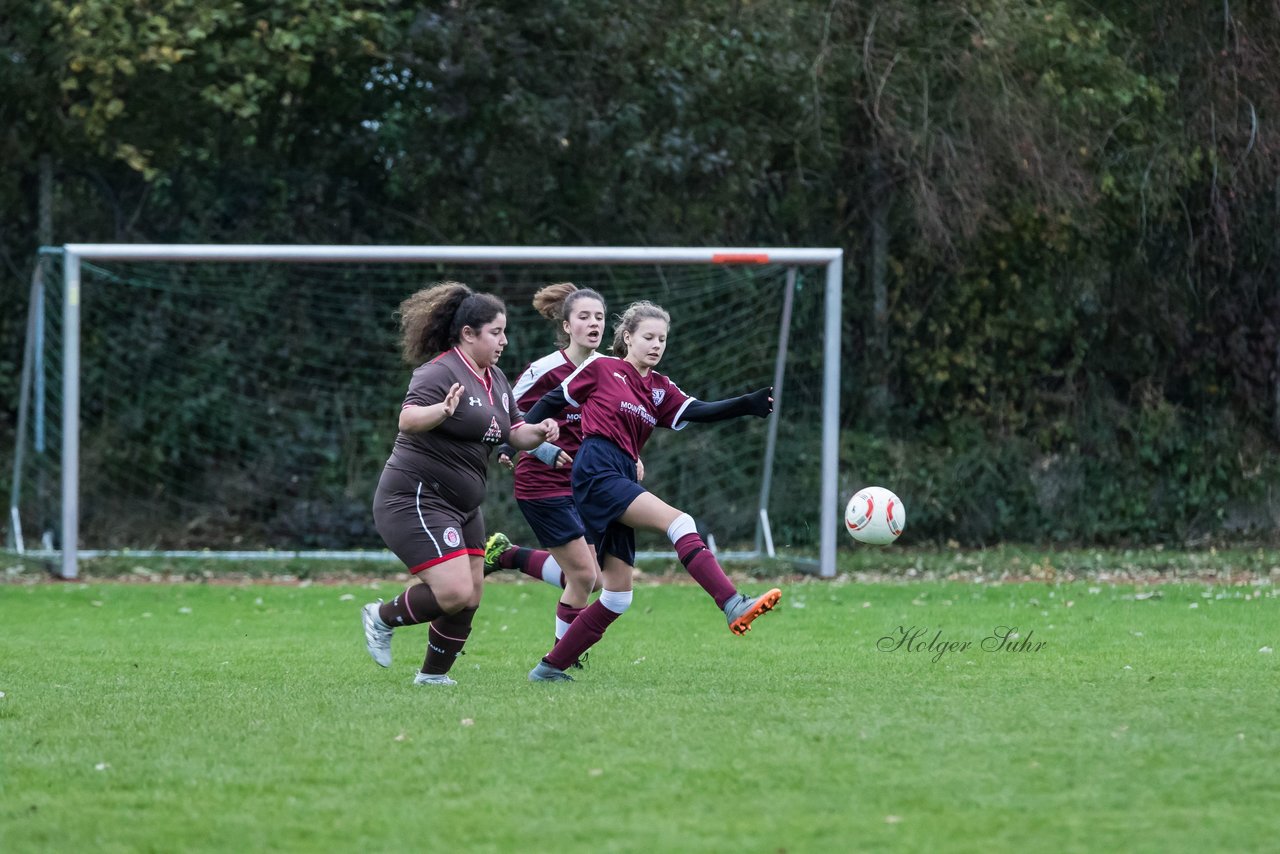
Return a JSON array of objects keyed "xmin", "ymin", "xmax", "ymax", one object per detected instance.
[{"xmin": 44, "ymin": 244, "xmax": 844, "ymax": 579}]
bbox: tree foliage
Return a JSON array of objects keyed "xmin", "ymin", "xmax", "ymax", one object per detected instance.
[{"xmin": 2, "ymin": 0, "xmax": 1279, "ymax": 546}]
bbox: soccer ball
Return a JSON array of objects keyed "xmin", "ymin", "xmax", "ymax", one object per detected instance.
[{"xmin": 844, "ymin": 486, "xmax": 905, "ymax": 545}]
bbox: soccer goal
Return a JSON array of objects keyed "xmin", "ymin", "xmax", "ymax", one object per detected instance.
[{"xmin": 8, "ymin": 244, "xmax": 844, "ymax": 579}]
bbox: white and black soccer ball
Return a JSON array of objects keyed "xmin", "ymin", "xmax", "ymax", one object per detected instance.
[{"xmin": 844, "ymin": 486, "xmax": 905, "ymax": 545}]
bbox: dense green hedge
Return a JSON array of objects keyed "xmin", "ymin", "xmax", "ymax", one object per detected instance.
[{"xmin": 839, "ymin": 413, "xmax": 1278, "ymax": 547}]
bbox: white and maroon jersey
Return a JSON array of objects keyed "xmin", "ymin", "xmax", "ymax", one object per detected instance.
[
  {"xmin": 387, "ymin": 347, "xmax": 524, "ymax": 511},
  {"xmin": 561, "ymin": 355, "xmax": 693, "ymax": 460},
  {"xmin": 511, "ymin": 349, "xmax": 589, "ymax": 500}
]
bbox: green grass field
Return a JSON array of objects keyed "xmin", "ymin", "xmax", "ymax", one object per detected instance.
[{"xmin": 2, "ymin": 566, "xmax": 1277, "ymax": 853}]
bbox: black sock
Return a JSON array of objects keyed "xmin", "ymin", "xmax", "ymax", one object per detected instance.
[
  {"xmin": 379, "ymin": 584, "xmax": 444, "ymax": 628},
  {"xmin": 423, "ymin": 607, "xmax": 476, "ymax": 675}
]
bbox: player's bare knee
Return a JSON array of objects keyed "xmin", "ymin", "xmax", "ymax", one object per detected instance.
[
  {"xmin": 563, "ymin": 561, "xmax": 598, "ymax": 587},
  {"xmin": 432, "ymin": 579, "xmax": 473, "ymax": 613}
]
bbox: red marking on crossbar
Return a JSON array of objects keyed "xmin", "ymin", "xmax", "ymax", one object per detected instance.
[{"xmin": 712, "ymin": 253, "xmax": 770, "ymax": 264}]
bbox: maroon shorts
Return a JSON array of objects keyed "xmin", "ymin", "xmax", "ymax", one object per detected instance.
[{"xmin": 373, "ymin": 465, "xmax": 485, "ymax": 573}]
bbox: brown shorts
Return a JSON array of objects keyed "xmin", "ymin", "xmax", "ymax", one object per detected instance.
[{"xmin": 373, "ymin": 465, "xmax": 485, "ymax": 574}]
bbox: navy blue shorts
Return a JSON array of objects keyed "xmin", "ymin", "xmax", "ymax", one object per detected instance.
[
  {"xmin": 516, "ymin": 496, "xmax": 588, "ymax": 549},
  {"xmin": 571, "ymin": 436, "xmax": 646, "ymax": 567}
]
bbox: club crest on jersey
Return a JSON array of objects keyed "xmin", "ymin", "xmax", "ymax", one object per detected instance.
[
  {"xmin": 482, "ymin": 416, "xmax": 503, "ymax": 444},
  {"xmin": 502, "ymin": 392, "xmax": 510, "ymax": 411},
  {"xmin": 468, "ymin": 396, "xmax": 482, "ymax": 407},
  {"xmin": 651, "ymin": 388, "xmax": 665, "ymax": 406},
  {"xmin": 443, "ymin": 527, "xmax": 461, "ymax": 548}
]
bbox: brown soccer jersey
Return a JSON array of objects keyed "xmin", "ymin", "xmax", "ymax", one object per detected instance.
[{"xmin": 386, "ymin": 347, "xmax": 524, "ymax": 512}]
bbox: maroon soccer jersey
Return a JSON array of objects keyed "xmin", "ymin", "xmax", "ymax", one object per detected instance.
[
  {"xmin": 562, "ymin": 355, "xmax": 693, "ymax": 460},
  {"xmin": 511, "ymin": 349, "xmax": 584, "ymax": 500},
  {"xmin": 387, "ymin": 348, "xmax": 524, "ymax": 511}
]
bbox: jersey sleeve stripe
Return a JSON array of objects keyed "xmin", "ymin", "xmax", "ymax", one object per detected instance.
[
  {"xmin": 670, "ymin": 396, "xmax": 696, "ymax": 431},
  {"xmin": 560, "ymin": 353, "xmax": 599, "ymax": 408},
  {"xmin": 513, "ymin": 352, "xmax": 554, "ymax": 400},
  {"xmin": 512, "ymin": 367, "xmax": 539, "ymax": 401}
]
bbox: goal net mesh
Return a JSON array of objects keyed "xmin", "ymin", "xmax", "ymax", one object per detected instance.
[{"xmin": 12, "ymin": 256, "xmax": 828, "ymax": 557}]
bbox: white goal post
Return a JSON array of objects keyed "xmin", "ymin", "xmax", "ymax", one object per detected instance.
[{"xmin": 41, "ymin": 244, "xmax": 844, "ymax": 579}]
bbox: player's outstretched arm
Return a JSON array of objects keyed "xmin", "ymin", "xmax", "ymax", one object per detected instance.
[
  {"xmin": 523, "ymin": 385, "xmax": 570, "ymax": 424},
  {"xmin": 509, "ymin": 418, "xmax": 560, "ymax": 451},
  {"xmin": 680, "ymin": 387, "xmax": 773, "ymax": 423},
  {"xmin": 399, "ymin": 383, "xmax": 465, "ymax": 433}
]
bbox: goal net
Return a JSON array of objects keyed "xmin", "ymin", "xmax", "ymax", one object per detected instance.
[{"xmin": 8, "ymin": 245, "xmax": 842, "ymax": 578}]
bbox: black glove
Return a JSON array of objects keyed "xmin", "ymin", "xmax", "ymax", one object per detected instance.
[{"xmin": 742, "ymin": 386, "xmax": 773, "ymax": 418}]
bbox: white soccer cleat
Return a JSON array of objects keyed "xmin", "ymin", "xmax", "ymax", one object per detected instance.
[
  {"xmin": 528, "ymin": 660, "xmax": 575, "ymax": 682},
  {"xmin": 361, "ymin": 602, "xmax": 393, "ymax": 667},
  {"xmin": 413, "ymin": 672, "xmax": 458, "ymax": 686}
]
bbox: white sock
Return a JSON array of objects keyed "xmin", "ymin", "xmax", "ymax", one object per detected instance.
[
  {"xmin": 666, "ymin": 512, "xmax": 697, "ymax": 544},
  {"xmin": 541, "ymin": 556, "xmax": 563, "ymax": 588}
]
